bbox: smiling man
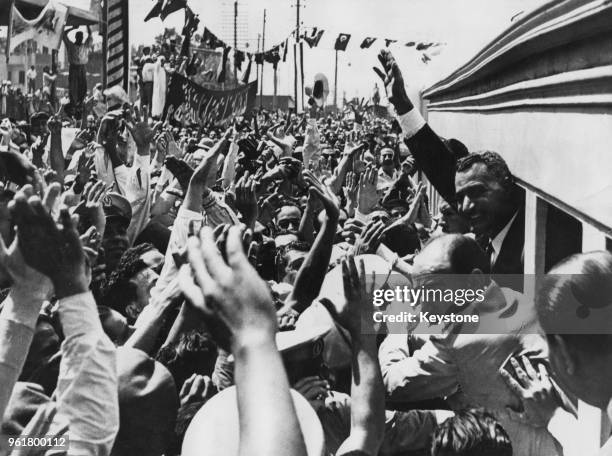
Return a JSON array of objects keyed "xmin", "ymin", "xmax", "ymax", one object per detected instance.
[{"xmin": 373, "ymin": 49, "xmax": 525, "ymax": 288}]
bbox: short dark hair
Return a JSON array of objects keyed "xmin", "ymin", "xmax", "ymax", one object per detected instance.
[
  {"xmin": 537, "ymin": 251, "xmax": 612, "ymax": 353},
  {"xmin": 155, "ymin": 330, "xmax": 218, "ymax": 389},
  {"xmin": 456, "ymin": 151, "xmax": 514, "ymax": 192},
  {"xmin": 100, "ymin": 243, "xmax": 155, "ymax": 315},
  {"xmin": 431, "ymin": 409, "xmax": 512, "ymax": 456}
]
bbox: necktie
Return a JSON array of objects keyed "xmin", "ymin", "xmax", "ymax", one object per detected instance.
[{"xmin": 486, "ymin": 240, "xmax": 495, "ymax": 268}]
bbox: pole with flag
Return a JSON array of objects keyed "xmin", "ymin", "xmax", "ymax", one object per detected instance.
[
  {"xmin": 6, "ymin": 0, "xmax": 15, "ymax": 67},
  {"xmin": 334, "ymin": 50, "xmax": 338, "ymax": 108},
  {"xmin": 294, "ymin": 0, "xmax": 300, "ymax": 112},
  {"xmin": 233, "ymin": 1, "xmax": 238, "ymax": 88},
  {"xmin": 259, "ymin": 9, "xmax": 266, "ymax": 109}
]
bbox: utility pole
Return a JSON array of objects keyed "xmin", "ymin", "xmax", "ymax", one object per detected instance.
[
  {"xmin": 294, "ymin": 0, "xmax": 300, "ymax": 112},
  {"xmin": 259, "ymin": 9, "xmax": 266, "ymax": 108},
  {"xmin": 334, "ymin": 50, "xmax": 338, "ymax": 109},
  {"xmin": 256, "ymin": 33, "xmax": 261, "ymax": 96},
  {"xmin": 233, "ymin": 1, "xmax": 237, "ymax": 87}
]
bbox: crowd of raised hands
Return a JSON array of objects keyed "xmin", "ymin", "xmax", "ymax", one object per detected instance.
[{"xmin": 0, "ymin": 48, "xmax": 567, "ymax": 456}]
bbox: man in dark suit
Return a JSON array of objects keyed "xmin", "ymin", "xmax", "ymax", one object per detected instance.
[{"xmin": 374, "ymin": 50, "xmax": 525, "ymax": 289}]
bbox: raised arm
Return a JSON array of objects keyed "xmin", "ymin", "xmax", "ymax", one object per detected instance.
[
  {"xmin": 10, "ymin": 186, "xmax": 119, "ymax": 455},
  {"xmin": 0, "ymin": 184, "xmax": 57, "ymax": 418},
  {"xmin": 374, "ymin": 49, "xmax": 457, "ymax": 204},
  {"xmin": 327, "ymin": 256, "xmax": 386, "ymax": 456},
  {"xmin": 183, "ymin": 226, "xmax": 307, "ymax": 456},
  {"xmin": 281, "ymin": 171, "xmax": 339, "ymax": 315}
]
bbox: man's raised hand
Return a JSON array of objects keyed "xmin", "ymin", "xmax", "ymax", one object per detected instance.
[
  {"xmin": 9, "ymin": 186, "xmax": 88, "ymax": 299},
  {"xmin": 373, "ymin": 49, "xmax": 414, "ymax": 115}
]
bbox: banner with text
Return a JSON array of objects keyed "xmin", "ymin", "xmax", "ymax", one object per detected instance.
[{"xmin": 165, "ymin": 74, "xmax": 258, "ymax": 126}]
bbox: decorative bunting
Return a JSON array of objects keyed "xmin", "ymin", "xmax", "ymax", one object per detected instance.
[
  {"xmin": 145, "ymin": 0, "xmax": 164, "ymax": 22},
  {"xmin": 201, "ymin": 27, "xmax": 224, "ymax": 49},
  {"xmin": 241, "ymin": 55, "xmax": 252, "ymax": 84},
  {"xmin": 416, "ymin": 42, "xmax": 433, "ymax": 51},
  {"xmin": 234, "ymin": 49, "xmax": 245, "ymax": 71},
  {"xmin": 334, "ymin": 33, "xmax": 351, "ymax": 51},
  {"xmin": 160, "ymin": 0, "xmax": 187, "ymax": 21},
  {"xmin": 303, "ymin": 29, "xmax": 325, "ymax": 48},
  {"xmin": 360, "ymin": 37, "xmax": 376, "ymax": 49},
  {"xmin": 281, "ymin": 39, "xmax": 289, "ymax": 62},
  {"xmin": 217, "ymin": 45, "xmax": 231, "ymax": 83}
]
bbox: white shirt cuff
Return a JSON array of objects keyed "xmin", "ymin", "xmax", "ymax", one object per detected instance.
[
  {"xmin": 397, "ymin": 109, "xmax": 426, "ymax": 139},
  {"xmin": 58, "ymin": 291, "xmax": 103, "ymax": 338}
]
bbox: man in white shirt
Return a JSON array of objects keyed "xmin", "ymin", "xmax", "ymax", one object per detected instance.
[
  {"xmin": 141, "ymin": 57, "xmax": 156, "ymax": 109},
  {"xmin": 25, "ymin": 66, "xmax": 37, "ymax": 94},
  {"xmin": 63, "ymin": 26, "xmax": 93, "ymax": 107}
]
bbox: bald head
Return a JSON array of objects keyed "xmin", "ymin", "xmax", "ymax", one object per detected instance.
[{"xmin": 413, "ymin": 234, "xmax": 490, "ymax": 276}]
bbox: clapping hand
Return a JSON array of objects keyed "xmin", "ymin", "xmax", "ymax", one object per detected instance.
[
  {"xmin": 0, "ymin": 184, "xmax": 61, "ymax": 299},
  {"xmin": 9, "ymin": 185, "xmax": 88, "ymax": 299},
  {"xmin": 182, "ymin": 226, "xmax": 276, "ymax": 351}
]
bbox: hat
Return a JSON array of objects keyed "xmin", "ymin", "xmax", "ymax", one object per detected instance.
[
  {"xmin": 197, "ymin": 138, "xmax": 215, "ymax": 151},
  {"xmin": 102, "ymin": 192, "xmax": 132, "ymax": 223},
  {"xmin": 276, "ymin": 320, "xmax": 331, "ymax": 353},
  {"xmin": 182, "ymin": 386, "xmax": 325, "ymax": 456},
  {"xmin": 303, "ymin": 254, "xmax": 409, "ymax": 368},
  {"xmin": 113, "ymin": 347, "xmax": 179, "ymax": 455},
  {"xmin": 103, "ymin": 85, "xmax": 129, "ymax": 106}
]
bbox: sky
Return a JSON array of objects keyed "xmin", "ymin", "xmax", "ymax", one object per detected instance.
[{"xmin": 62, "ymin": 0, "xmax": 547, "ymax": 100}]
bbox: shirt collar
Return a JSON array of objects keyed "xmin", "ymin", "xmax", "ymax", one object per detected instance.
[{"xmin": 491, "ymin": 211, "xmax": 518, "ymax": 256}]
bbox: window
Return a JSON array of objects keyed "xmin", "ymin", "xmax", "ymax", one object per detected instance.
[
  {"xmin": 545, "ymin": 204, "xmax": 582, "ymax": 271},
  {"xmin": 43, "ymin": 46, "xmax": 49, "ymax": 55},
  {"xmin": 18, "ymin": 71, "xmax": 25, "ymax": 84}
]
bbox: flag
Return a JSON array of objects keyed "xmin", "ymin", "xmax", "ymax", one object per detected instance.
[
  {"xmin": 304, "ymin": 28, "xmax": 324, "ymax": 48},
  {"xmin": 281, "ymin": 39, "xmax": 289, "ymax": 62},
  {"xmin": 384, "ymin": 39, "xmax": 397, "ymax": 47},
  {"xmin": 160, "ymin": 0, "xmax": 187, "ymax": 21},
  {"xmin": 234, "ymin": 49, "xmax": 245, "ymax": 71},
  {"xmin": 254, "ymin": 53, "xmax": 263, "ymax": 65},
  {"xmin": 202, "ymin": 27, "xmax": 225, "ymax": 49},
  {"xmin": 334, "ymin": 33, "xmax": 351, "ymax": 51},
  {"xmin": 241, "ymin": 55, "xmax": 252, "ymax": 84},
  {"xmin": 144, "ymin": 0, "xmax": 163, "ymax": 22},
  {"xmin": 103, "ymin": 0, "xmax": 130, "ymax": 90},
  {"xmin": 264, "ymin": 46, "xmax": 281, "ymax": 70},
  {"xmin": 8, "ymin": 1, "xmax": 68, "ymax": 53},
  {"xmin": 181, "ymin": 7, "xmax": 199, "ymax": 36},
  {"xmin": 405, "ymin": 41, "xmax": 415, "ymax": 47},
  {"xmin": 180, "ymin": 8, "xmax": 199, "ymax": 57},
  {"xmin": 416, "ymin": 42, "xmax": 433, "ymax": 51},
  {"xmin": 360, "ymin": 37, "xmax": 376, "ymax": 49},
  {"xmin": 217, "ymin": 46, "xmax": 231, "ymax": 83},
  {"xmin": 311, "ymin": 29, "xmax": 324, "ymax": 47}
]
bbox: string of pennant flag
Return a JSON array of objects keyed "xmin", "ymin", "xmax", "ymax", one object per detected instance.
[{"xmin": 143, "ymin": 0, "xmax": 446, "ymax": 66}]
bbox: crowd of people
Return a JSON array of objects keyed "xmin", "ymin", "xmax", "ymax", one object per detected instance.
[{"xmin": 0, "ymin": 44, "xmax": 610, "ymax": 456}]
